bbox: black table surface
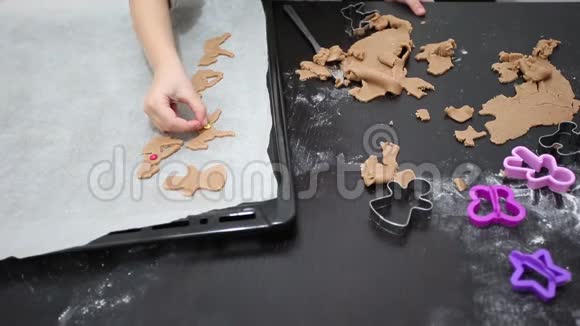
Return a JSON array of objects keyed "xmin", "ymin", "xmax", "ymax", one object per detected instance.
[{"xmin": 2, "ymin": 2, "xmax": 580, "ymax": 325}]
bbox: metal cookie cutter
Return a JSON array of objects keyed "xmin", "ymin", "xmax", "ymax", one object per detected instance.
[
  {"xmin": 467, "ymin": 185, "xmax": 526, "ymax": 228},
  {"xmin": 509, "ymin": 249, "xmax": 572, "ymax": 302},
  {"xmin": 538, "ymin": 121, "xmax": 580, "ymax": 164},
  {"xmin": 503, "ymin": 146, "xmax": 576, "ymax": 193},
  {"xmin": 340, "ymin": 2, "xmax": 379, "ymax": 36},
  {"xmin": 369, "ymin": 178, "xmax": 433, "ymax": 234}
]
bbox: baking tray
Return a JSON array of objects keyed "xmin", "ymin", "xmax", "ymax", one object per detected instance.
[{"xmin": 69, "ymin": 1, "xmax": 296, "ymax": 251}]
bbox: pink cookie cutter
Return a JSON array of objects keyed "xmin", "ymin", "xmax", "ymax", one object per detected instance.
[
  {"xmin": 503, "ymin": 146, "xmax": 575, "ymax": 193},
  {"xmin": 467, "ymin": 185, "xmax": 526, "ymax": 227}
]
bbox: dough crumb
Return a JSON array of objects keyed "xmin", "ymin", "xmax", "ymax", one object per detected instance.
[
  {"xmin": 453, "ymin": 178, "xmax": 468, "ymax": 192},
  {"xmin": 361, "ymin": 142, "xmax": 401, "ymax": 186},
  {"xmin": 444, "ymin": 105, "xmax": 474, "ymax": 123},
  {"xmin": 394, "ymin": 169, "xmax": 416, "ymax": 188},
  {"xmin": 454, "ymin": 125, "xmax": 487, "ymax": 147},
  {"xmin": 415, "ymin": 109, "xmax": 431, "ymax": 121},
  {"xmin": 296, "ymin": 61, "xmax": 332, "ymax": 81},
  {"xmin": 415, "ymin": 39, "xmax": 457, "ymax": 75},
  {"xmin": 389, "ymin": 120, "xmax": 394, "ymax": 126}
]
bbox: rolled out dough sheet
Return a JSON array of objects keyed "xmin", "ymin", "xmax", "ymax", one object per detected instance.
[{"xmin": 0, "ymin": 0, "xmax": 277, "ymax": 259}]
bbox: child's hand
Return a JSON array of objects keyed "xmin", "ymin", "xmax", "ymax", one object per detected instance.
[
  {"xmin": 144, "ymin": 63, "xmax": 207, "ymax": 133},
  {"xmin": 386, "ymin": 0, "xmax": 433, "ymax": 16}
]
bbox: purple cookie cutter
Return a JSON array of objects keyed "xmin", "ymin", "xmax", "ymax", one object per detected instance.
[
  {"xmin": 503, "ymin": 146, "xmax": 576, "ymax": 193},
  {"xmin": 509, "ymin": 249, "xmax": 572, "ymax": 302},
  {"xmin": 467, "ymin": 185, "xmax": 526, "ymax": 227}
]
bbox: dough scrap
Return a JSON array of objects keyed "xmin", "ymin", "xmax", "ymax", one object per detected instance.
[
  {"xmin": 454, "ymin": 125, "xmax": 487, "ymax": 147},
  {"xmin": 393, "ymin": 169, "xmax": 416, "ymax": 188},
  {"xmin": 415, "ymin": 39, "xmax": 457, "ymax": 75},
  {"xmin": 198, "ymin": 33, "xmax": 235, "ymax": 66},
  {"xmin": 192, "ymin": 69, "xmax": 223, "ymax": 93},
  {"xmin": 415, "ymin": 109, "xmax": 431, "ymax": 121},
  {"xmin": 453, "ymin": 178, "xmax": 468, "ymax": 192},
  {"xmin": 361, "ymin": 142, "xmax": 401, "ymax": 187},
  {"xmin": 138, "ymin": 136, "xmax": 184, "ymax": 179},
  {"xmin": 186, "ymin": 109, "xmax": 235, "ymax": 150},
  {"xmin": 164, "ymin": 164, "xmax": 227, "ymax": 197},
  {"xmin": 444, "ymin": 105, "xmax": 474, "ymax": 123},
  {"xmin": 481, "ymin": 39, "xmax": 580, "ymax": 144},
  {"xmin": 295, "ymin": 61, "xmax": 332, "ymax": 81},
  {"xmin": 297, "ymin": 14, "xmax": 434, "ymax": 103}
]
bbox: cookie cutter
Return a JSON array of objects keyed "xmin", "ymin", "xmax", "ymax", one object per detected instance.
[
  {"xmin": 538, "ymin": 121, "xmax": 580, "ymax": 164},
  {"xmin": 509, "ymin": 249, "xmax": 572, "ymax": 302},
  {"xmin": 467, "ymin": 185, "xmax": 526, "ymax": 228},
  {"xmin": 340, "ymin": 2, "xmax": 378, "ymax": 36},
  {"xmin": 369, "ymin": 178, "xmax": 433, "ymax": 234},
  {"xmin": 503, "ymin": 146, "xmax": 575, "ymax": 193}
]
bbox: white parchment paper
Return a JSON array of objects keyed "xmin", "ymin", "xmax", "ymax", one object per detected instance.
[{"xmin": 0, "ymin": 0, "xmax": 277, "ymax": 259}]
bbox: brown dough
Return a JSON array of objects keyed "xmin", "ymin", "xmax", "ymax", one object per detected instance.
[
  {"xmin": 393, "ymin": 169, "xmax": 416, "ymax": 188},
  {"xmin": 164, "ymin": 164, "xmax": 227, "ymax": 197},
  {"xmin": 415, "ymin": 39, "xmax": 457, "ymax": 75},
  {"xmin": 192, "ymin": 69, "xmax": 223, "ymax": 93},
  {"xmin": 138, "ymin": 136, "xmax": 184, "ymax": 179},
  {"xmin": 295, "ymin": 61, "xmax": 332, "ymax": 81},
  {"xmin": 415, "ymin": 108, "xmax": 431, "ymax": 121},
  {"xmin": 454, "ymin": 125, "xmax": 487, "ymax": 147},
  {"xmin": 361, "ymin": 142, "xmax": 400, "ymax": 186},
  {"xmin": 453, "ymin": 178, "xmax": 468, "ymax": 192},
  {"xmin": 186, "ymin": 109, "xmax": 235, "ymax": 150},
  {"xmin": 481, "ymin": 39, "xmax": 580, "ymax": 144},
  {"xmin": 444, "ymin": 105, "xmax": 474, "ymax": 123},
  {"xmin": 198, "ymin": 33, "xmax": 235, "ymax": 66},
  {"xmin": 313, "ymin": 45, "xmax": 346, "ymax": 66},
  {"xmin": 334, "ymin": 78, "xmax": 351, "ymax": 88}
]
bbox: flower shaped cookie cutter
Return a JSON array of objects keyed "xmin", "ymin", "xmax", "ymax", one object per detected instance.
[
  {"xmin": 509, "ymin": 249, "xmax": 572, "ymax": 302},
  {"xmin": 503, "ymin": 146, "xmax": 575, "ymax": 193},
  {"xmin": 369, "ymin": 178, "xmax": 433, "ymax": 234},
  {"xmin": 538, "ymin": 121, "xmax": 580, "ymax": 164},
  {"xmin": 467, "ymin": 185, "xmax": 526, "ymax": 228}
]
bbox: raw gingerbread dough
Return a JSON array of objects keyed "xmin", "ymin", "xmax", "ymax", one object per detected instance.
[
  {"xmin": 444, "ymin": 105, "xmax": 474, "ymax": 123},
  {"xmin": 481, "ymin": 39, "xmax": 580, "ymax": 144},
  {"xmin": 192, "ymin": 69, "xmax": 223, "ymax": 93},
  {"xmin": 393, "ymin": 169, "xmax": 416, "ymax": 188},
  {"xmin": 453, "ymin": 178, "xmax": 468, "ymax": 192},
  {"xmin": 415, "ymin": 109, "xmax": 431, "ymax": 121},
  {"xmin": 361, "ymin": 142, "xmax": 412, "ymax": 187},
  {"xmin": 164, "ymin": 164, "xmax": 227, "ymax": 197},
  {"xmin": 138, "ymin": 136, "xmax": 184, "ymax": 179},
  {"xmin": 297, "ymin": 14, "xmax": 434, "ymax": 103},
  {"xmin": 454, "ymin": 125, "xmax": 487, "ymax": 147},
  {"xmin": 198, "ymin": 33, "xmax": 235, "ymax": 66},
  {"xmin": 186, "ymin": 109, "xmax": 235, "ymax": 150},
  {"xmin": 295, "ymin": 61, "xmax": 332, "ymax": 81},
  {"xmin": 415, "ymin": 39, "xmax": 457, "ymax": 76}
]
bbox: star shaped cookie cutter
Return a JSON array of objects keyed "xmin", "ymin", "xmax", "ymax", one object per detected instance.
[
  {"xmin": 503, "ymin": 146, "xmax": 575, "ymax": 193},
  {"xmin": 340, "ymin": 2, "xmax": 379, "ymax": 36},
  {"xmin": 467, "ymin": 185, "xmax": 526, "ymax": 228},
  {"xmin": 509, "ymin": 249, "xmax": 572, "ymax": 302},
  {"xmin": 369, "ymin": 178, "xmax": 433, "ymax": 234},
  {"xmin": 538, "ymin": 121, "xmax": 580, "ymax": 164}
]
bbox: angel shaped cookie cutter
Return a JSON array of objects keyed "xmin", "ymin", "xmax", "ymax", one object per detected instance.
[
  {"xmin": 467, "ymin": 185, "xmax": 526, "ymax": 228},
  {"xmin": 503, "ymin": 146, "xmax": 575, "ymax": 193},
  {"xmin": 369, "ymin": 178, "xmax": 433, "ymax": 234},
  {"xmin": 538, "ymin": 121, "xmax": 580, "ymax": 164},
  {"xmin": 340, "ymin": 2, "xmax": 379, "ymax": 36}
]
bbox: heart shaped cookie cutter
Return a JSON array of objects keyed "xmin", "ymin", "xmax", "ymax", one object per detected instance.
[
  {"xmin": 369, "ymin": 178, "xmax": 433, "ymax": 234},
  {"xmin": 467, "ymin": 185, "xmax": 526, "ymax": 228},
  {"xmin": 503, "ymin": 146, "xmax": 575, "ymax": 193},
  {"xmin": 538, "ymin": 121, "xmax": 580, "ymax": 164}
]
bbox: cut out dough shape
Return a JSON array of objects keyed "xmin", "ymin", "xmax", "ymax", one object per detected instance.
[
  {"xmin": 394, "ymin": 169, "xmax": 416, "ymax": 188},
  {"xmin": 453, "ymin": 178, "xmax": 468, "ymax": 192},
  {"xmin": 361, "ymin": 142, "xmax": 401, "ymax": 186},
  {"xmin": 296, "ymin": 14, "xmax": 434, "ymax": 103},
  {"xmin": 186, "ymin": 109, "xmax": 235, "ymax": 150},
  {"xmin": 138, "ymin": 136, "xmax": 184, "ymax": 179},
  {"xmin": 415, "ymin": 39, "xmax": 457, "ymax": 75},
  {"xmin": 481, "ymin": 39, "xmax": 580, "ymax": 144},
  {"xmin": 415, "ymin": 109, "xmax": 431, "ymax": 121},
  {"xmin": 198, "ymin": 33, "xmax": 235, "ymax": 66},
  {"xmin": 444, "ymin": 105, "xmax": 474, "ymax": 123},
  {"xmin": 192, "ymin": 69, "xmax": 223, "ymax": 93},
  {"xmin": 455, "ymin": 125, "xmax": 487, "ymax": 147},
  {"xmin": 164, "ymin": 164, "xmax": 227, "ymax": 197}
]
